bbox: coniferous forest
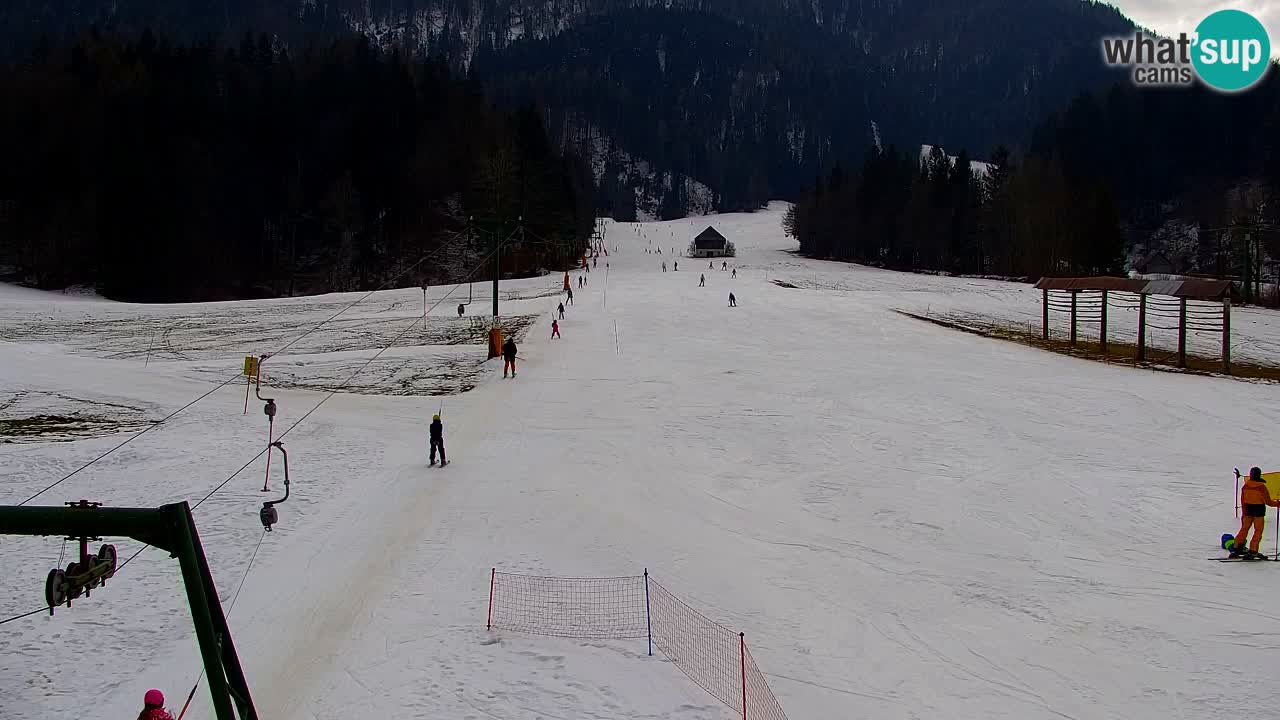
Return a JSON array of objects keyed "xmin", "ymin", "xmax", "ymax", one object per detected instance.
[
  {"xmin": 2, "ymin": 4, "xmax": 1279, "ymax": 299},
  {"xmin": 0, "ymin": 31, "xmax": 594, "ymax": 301},
  {"xmin": 786, "ymin": 74, "xmax": 1280, "ymax": 281}
]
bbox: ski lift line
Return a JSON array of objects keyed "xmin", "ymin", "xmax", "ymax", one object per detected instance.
[
  {"xmin": 268, "ymin": 229, "xmax": 467, "ymax": 360},
  {"xmin": 16, "ymin": 374, "xmax": 245, "ymax": 507},
  {"xmin": 191, "ymin": 246, "xmax": 502, "ymax": 513},
  {"xmin": 13, "ymin": 234, "xmax": 469, "ymax": 508},
  {"xmin": 394, "ymin": 266, "xmax": 501, "ymax": 376},
  {"xmin": 0, "ymin": 606, "xmax": 46, "ymax": 626},
  {"xmin": 173, "ymin": 526, "xmax": 269, "ymax": 716},
  {"xmin": 4, "ymin": 239, "xmax": 481, "ymax": 624}
]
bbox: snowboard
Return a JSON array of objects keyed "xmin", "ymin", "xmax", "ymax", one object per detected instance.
[{"xmin": 1211, "ymin": 554, "xmax": 1276, "ymax": 562}]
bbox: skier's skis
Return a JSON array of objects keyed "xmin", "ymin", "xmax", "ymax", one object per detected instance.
[{"xmin": 1210, "ymin": 555, "xmax": 1276, "ymax": 562}]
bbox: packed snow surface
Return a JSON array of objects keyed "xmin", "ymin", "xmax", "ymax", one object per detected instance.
[{"xmin": 4, "ymin": 203, "xmax": 1280, "ymax": 720}]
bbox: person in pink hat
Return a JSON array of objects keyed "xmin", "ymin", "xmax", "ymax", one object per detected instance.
[{"xmin": 138, "ymin": 689, "xmax": 174, "ymax": 720}]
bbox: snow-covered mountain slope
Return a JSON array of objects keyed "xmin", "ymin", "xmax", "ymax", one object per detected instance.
[{"xmin": 4, "ymin": 204, "xmax": 1280, "ymax": 720}]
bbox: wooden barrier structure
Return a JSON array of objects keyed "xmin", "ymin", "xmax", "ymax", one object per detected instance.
[{"xmin": 1035, "ymin": 277, "xmax": 1237, "ymax": 372}]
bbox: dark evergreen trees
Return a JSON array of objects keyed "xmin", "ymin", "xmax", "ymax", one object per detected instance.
[
  {"xmin": 0, "ymin": 31, "xmax": 593, "ymax": 300},
  {"xmin": 786, "ymin": 145, "xmax": 1127, "ymax": 279}
]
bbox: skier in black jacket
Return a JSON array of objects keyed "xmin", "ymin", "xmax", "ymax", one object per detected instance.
[
  {"xmin": 503, "ymin": 337, "xmax": 518, "ymax": 378},
  {"xmin": 429, "ymin": 414, "xmax": 447, "ymax": 466}
]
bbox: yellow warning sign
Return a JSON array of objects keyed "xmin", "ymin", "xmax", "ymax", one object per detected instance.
[
  {"xmin": 1261, "ymin": 472, "xmax": 1280, "ymax": 502},
  {"xmin": 243, "ymin": 356, "xmax": 259, "ymax": 377}
]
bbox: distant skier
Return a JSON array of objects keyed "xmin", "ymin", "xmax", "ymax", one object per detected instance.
[
  {"xmin": 429, "ymin": 414, "xmax": 447, "ymax": 467},
  {"xmin": 1233, "ymin": 466, "xmax": 1279, "ymax": 557},
  {"xmin": 731, "ymin": 268, "xmax": 737, "ymax": 279},
  {"xmin": 673, "ymin": 261, "xmax": 678, "ymax": 271},
  {"xmin": 722, "ymin": 261, "xmax": 728, "ymax": 270},
  {"xmin": 502, "ymin": 336, "xmax": 518, "ymax": 378},
  {"xmin": 593, "ymin": 257, "xmax": 598, "ymax": 268},
  {"xmin": 558, "ymin": 302, "xmax": 565, "ymax": 319},
  {"xmin": 567, "ymin": 287, "xmax": 574, "ymax": 305},
  {"xmin": 729, "ymin": 292, "xmax": 737, "ymax": 307},
  {"xmin": 662, "ymin": 262, "xmax": 667, "ymax": 272},
  {"xmin": 457, "ymin": 303, "xmax": 465, "ymax": 317},
  {"xmin": 551, "ymin": 319, "xmax": 560, "ymax": 339},
  {"xmin": 709, "ymin": 260, "xmax": 714, "ymax": 269},
  {"xmin": 699, "ymin": 274, "xmax": 706, "ymax": 287},
  {"xmin": 138, "ymin": 690, "xmax": 174, "ymax": 720},
  {"xmin": 578, "ymin": 276, "xmax": 583, "ymax": 288}
]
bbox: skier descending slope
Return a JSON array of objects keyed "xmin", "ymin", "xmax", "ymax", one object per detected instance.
[{"xmin": 429, "ymin": 414, "xmax": 447, "ymax": 467}]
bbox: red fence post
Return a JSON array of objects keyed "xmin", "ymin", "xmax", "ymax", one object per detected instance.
[
  {"xmin": 739, "ymin": 632, "xmax": 747, "ymax": 720},
  {"xmin": 487, "ymin": 568, "xmax": 496, "ymax": 630}
]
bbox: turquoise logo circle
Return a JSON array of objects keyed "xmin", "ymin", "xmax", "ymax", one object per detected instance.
[{"xmin": 1192, "ymin": 10, "xmax": 1271, "ymax": 92}]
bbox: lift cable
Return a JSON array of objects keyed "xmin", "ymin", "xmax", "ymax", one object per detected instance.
[
  {"xmin": 192, "ymin": 243, "xmax": 500, "ymax": 512},
  {"xmin": 14, "ymin": 230, "xmax": 466, "ymax": 508}
]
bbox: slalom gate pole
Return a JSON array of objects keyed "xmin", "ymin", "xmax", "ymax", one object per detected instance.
[
  {"xmin": 487, "ymin": 568, "xmax": 496, "ymax": 630},
  {"xmin": 739, "ymin": 632, "xmax": 747, "ymax": 720},
  {"xmin": 1235, "ymin": 468, "xmax": 1241, "ymax": 519},
  {"xmin": 644, "ymin": 569, "xmax": 653, "ymax": 657}
]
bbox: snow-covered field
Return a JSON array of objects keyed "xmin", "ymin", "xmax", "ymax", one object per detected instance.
[{"xmin": 4, "ymin": 204, "xmax": 1280, "ymax": 720}]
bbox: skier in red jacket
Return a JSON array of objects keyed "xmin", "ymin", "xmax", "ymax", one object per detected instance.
[{"xmin": 138, "ymin": 689, "xmax": 174, "ymax": 720}]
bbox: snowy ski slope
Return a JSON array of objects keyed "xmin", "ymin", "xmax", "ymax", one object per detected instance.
[{"xmin": 4, "ymin": 204, "xmax": 1280, "ymax": 720}]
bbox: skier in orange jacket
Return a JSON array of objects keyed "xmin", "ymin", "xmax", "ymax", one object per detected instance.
[{"xmin": 1234, "ymin": 466, "xmax": 1279, "ymax": 557}]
